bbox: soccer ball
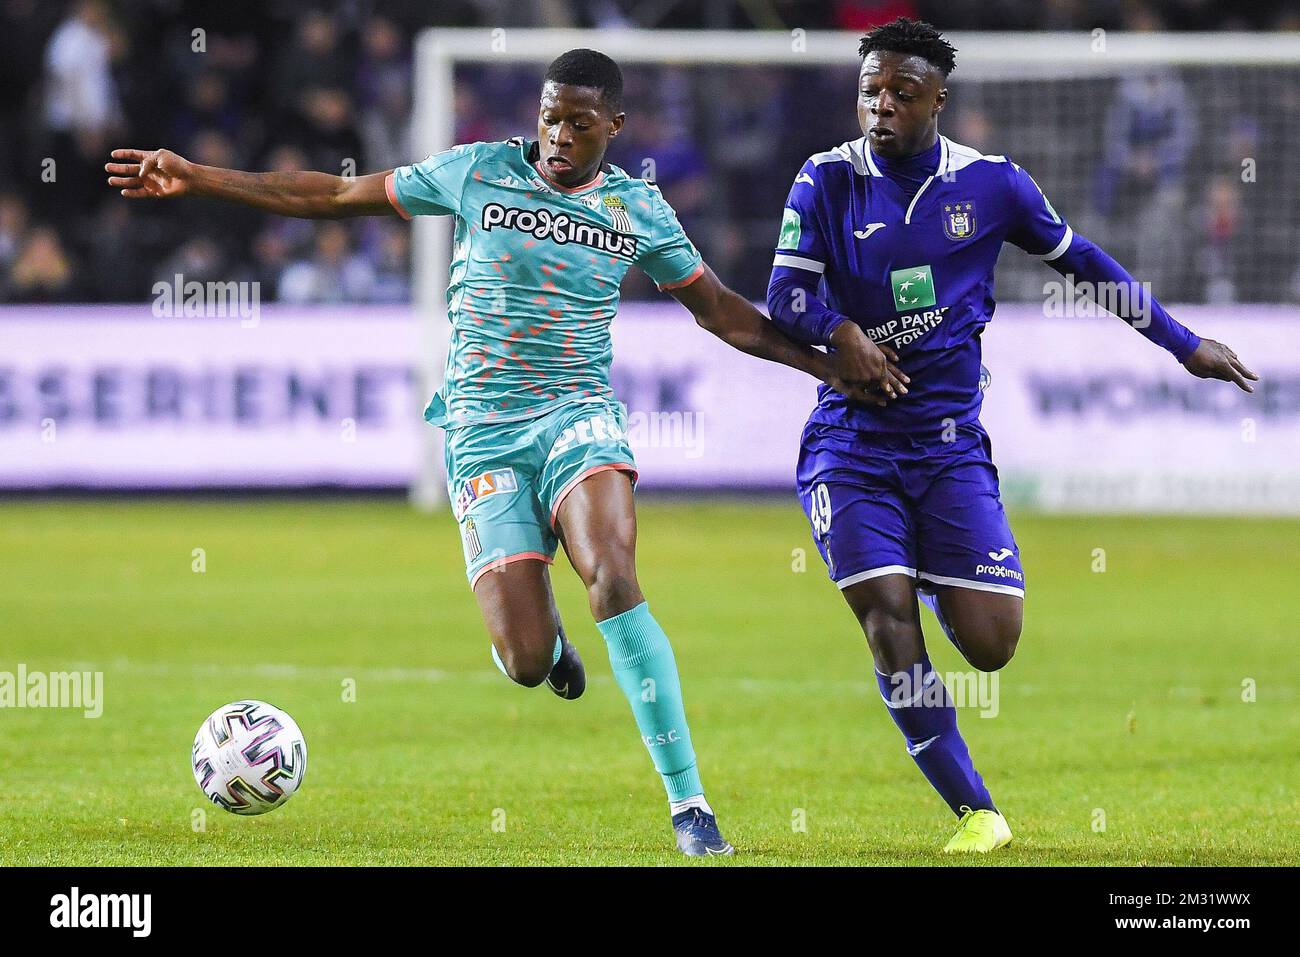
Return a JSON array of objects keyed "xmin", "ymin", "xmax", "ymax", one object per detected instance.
[{"xmin": 192, "ymin": 700, "xmax": 307, "ymax": 815}]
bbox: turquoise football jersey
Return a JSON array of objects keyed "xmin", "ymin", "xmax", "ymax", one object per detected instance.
[{"xmin": 387, "ymin": 138, "xmax": 704, "ymax": 427}]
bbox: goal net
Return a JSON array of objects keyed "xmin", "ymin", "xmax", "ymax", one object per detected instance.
[{"xmin": 411, "ymin": 28, "xmax": 1300, "ymax": 508}]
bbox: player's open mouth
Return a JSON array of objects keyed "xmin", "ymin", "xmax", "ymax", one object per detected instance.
[
  {"xmin": 545, "ymin": 156, "xmax": 574, "ymax": 172},
  {"xmin": 869, "ymin": 127, "xmax": 896, "ymax": 140}
]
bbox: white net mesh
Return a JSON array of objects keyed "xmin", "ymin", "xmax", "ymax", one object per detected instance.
[
  {"xmin": 445, "ymin": 44, "xmax": 1300, "ymax": 305},
  {"xmin": 410, "ymin": 30, "xmax": 1300, "ymax": 507}
]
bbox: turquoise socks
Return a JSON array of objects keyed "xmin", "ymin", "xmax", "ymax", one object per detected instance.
[{"xmin": 597, "ymin": 602, "xmax": 703, "ymax": 802}]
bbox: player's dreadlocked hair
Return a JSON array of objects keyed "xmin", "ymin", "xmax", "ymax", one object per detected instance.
[
  {"xmin": 858, "ymin": 17, "xmax": 957, "ymax": 77},
  {"xmin": 544, "ymin": 49, "xmax": 624, "ymax": 113}
]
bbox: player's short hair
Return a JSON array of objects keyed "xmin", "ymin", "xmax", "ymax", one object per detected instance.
[
  {"xmin": 858, "ymin": 17, "xmax": 957, "ymax": 77},
  {"xmin": 544, "ymin": 49, "xmax": 624, "ymax": 113}
]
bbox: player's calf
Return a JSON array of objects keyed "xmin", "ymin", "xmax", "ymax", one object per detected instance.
[
  {"xmin": 473, "ymin": 558, "xmax": 565, "ymax": 687},
  {"xmin": 556, "ymin": 469, "xmax": 728, "ymax": 852},
  {"xmin": 583, "ymin": 566, "xmax": 644, "ymax": 622},
  {"xmin": 842, "ymin": 577, "xmax": 927, "ymax": 674},
  {"xmin": 860, "ymin": 608, "xmax": 927, "ymax": 674},
  {"xmin": 842, "ymin": 576, "xmax": 999, "ymax": 823}
]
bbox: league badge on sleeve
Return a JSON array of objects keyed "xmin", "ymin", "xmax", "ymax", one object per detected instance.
[
  {"xmin": 778, "ymin": 207, "xmax": 802, "ymax": 249},
  {"xmin": 943, "ymin": 201, "xmax": 977, "ymax": 241}
]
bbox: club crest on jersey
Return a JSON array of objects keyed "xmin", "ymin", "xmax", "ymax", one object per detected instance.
[
  {"xmin": 603, "ymin": 194, "xmax": 632, "ymax": 232},
  {"xmin": 461, "ymin": 517, "xmax": 483, "ymax": 562},
  {"xmin": 454, "ymin": 467, "xmax": 518, "ymax": 520},
  {"xmin": 943, "ymin": 201, "xmax": 977, "ymax": 241}
]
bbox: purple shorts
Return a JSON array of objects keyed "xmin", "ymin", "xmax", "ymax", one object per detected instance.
[{"xmin": 796, "ymin": 419, "xmax": 1025, "ymax": 597}]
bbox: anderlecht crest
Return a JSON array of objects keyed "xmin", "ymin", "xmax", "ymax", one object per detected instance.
[{"xmin": 943, "ymin": 201, "xmax": 976, "ymax": 240}]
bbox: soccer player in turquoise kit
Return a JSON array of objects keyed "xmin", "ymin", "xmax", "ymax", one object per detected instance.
[
  {"xmin": 107, "ymin": 49, "xmax": 897, "ymax": 856},
  {"xmin": 767, "ymin": 19, "xmax": 1259, "ymax": 853}
]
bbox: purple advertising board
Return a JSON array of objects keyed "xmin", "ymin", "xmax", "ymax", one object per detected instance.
[{"xmin": 3, "ymin": 303, "xmax": 1298, "ymax": 512}]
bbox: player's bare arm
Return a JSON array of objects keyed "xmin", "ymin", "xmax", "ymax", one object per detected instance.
[
  {"xmin": 105, "ymin": 148, "xmax": 397, "ymax": 219},
  {"xmin": 670, "ymin": 264, "xmax": 908, "ymax": 406}
]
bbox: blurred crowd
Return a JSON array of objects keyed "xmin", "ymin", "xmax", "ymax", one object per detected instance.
[{"xmin": 2, "ymin": 0, "xmax": 1299, "ymax": 306}]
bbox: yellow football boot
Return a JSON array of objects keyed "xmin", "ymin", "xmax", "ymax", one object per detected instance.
[{"xmin": 942, "ymin": 806, "xmax": 1012, "ymax": 854}]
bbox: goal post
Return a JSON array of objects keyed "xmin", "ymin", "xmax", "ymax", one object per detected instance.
[{"xmin": 410, "ymin": 28, "xmax": 1300, "ymax": 509}]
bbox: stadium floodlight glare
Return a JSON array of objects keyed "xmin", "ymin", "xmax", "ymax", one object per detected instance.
[{"xmin": 411, "ymin": 28, "xmax": 1300, "ymax": 508}]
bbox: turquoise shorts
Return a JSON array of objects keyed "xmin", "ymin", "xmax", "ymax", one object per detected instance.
[{"xmin": 444, "ymin": 400, "xmax": 638, "ymax": 589}]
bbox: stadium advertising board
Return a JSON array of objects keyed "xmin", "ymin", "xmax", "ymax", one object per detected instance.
[{"xmin": 2, "ymin": 304, "xmax": 1296, "ymax": 512}]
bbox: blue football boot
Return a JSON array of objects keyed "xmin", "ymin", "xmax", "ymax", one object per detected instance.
[{"xmin": 672, "ymin": 807, "xmax": 735, "ymax": 857}]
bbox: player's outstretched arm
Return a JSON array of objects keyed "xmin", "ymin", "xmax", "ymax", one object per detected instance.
[
  {"xmin": 105, "ymin": 148, "xmax": 397, "ymax": 219},
  {"xmin": 1009, "ymin": 162, "xmax": 1259, "ymax": 394},
  {"xmin": 1182, "ymin": 338, "xmax": 1259, "ymax": 393},
  {"xmin": 1043, "ymin": 235, "xmax": 1259, "ymax": 393},
  {"xmin": 670, "ymin": 264, "xmax": 907, "ymax": 405}
]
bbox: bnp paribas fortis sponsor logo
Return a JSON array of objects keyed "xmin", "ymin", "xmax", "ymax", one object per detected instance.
[{"xmin": 890, "ymin": 264, "xmax": 936, "ymax": 311}]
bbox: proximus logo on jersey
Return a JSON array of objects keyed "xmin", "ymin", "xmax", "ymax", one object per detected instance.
[{"xmin": 482, "ymin": 202, "xmax": 638, "ymax": 257}]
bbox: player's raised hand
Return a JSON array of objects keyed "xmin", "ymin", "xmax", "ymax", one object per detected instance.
[
  {"xmin": 105, "ymin": 148, "xmax": 195, "ymax": 199},
  {"xmin": 828, "ymin": 321, "xmax": 909, "ymax": 404},
  {"xmin": 1182, "ymin": 338, "xmax": 1259, "ymax": 393}
]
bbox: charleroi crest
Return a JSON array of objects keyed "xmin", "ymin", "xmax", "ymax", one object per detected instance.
[
  {"xmin": 943, "ymin": 201, "xmax": 976, "ymax": 240},
  {"xmin": 603, "ymin": 194, "xmax": 633, "ymax": 232}
]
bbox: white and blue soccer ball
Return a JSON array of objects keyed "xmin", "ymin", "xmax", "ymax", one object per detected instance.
[{"xmin": 192, "ymin": 700, "xmax": 307, "ymax": 815}]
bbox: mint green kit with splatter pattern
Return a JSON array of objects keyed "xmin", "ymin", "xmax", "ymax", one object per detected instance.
[
  {"xmin": 386, "ymin": 138, "xmax": 703, "ymax": 583},
  {"xmin": 387, "ymin": 137, "xmax": 703, "ymax": 428}
]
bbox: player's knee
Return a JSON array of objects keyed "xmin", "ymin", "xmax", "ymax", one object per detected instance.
[
  {"xmin": 961, "ymin": 622, "xmax": 1021, "ymax": 672},
  {"xmin": 585, "ymin": 563, "xmax": 643, "ymax": 621},
  {"xmin": 862, "ymin": 609, "xmax": 923, "ymax": 675},
  {"xmin": 494, "ymin": 640, "xmax": 553, "ymax": 687}
]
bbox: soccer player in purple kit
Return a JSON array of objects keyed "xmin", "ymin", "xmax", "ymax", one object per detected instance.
[{"xmin": 767, "ymin": 18, "xmax": 1259, "ymax": 852}]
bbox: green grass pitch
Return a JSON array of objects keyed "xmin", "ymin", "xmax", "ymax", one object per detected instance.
[{"xmin": 1, "ymin": 498, "xmax": 1296, "ymax": 866}]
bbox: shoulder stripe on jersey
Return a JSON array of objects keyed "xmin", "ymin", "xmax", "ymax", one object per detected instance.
[
  {"xmin": 811, "ymin": 137, "xmax": 871, "ymax": 177},
  {"xmin": 941, "ymin": 136, "xmax": 1008, "ymax": 176},
  {"xmin": 773, "ymin": 253, "xmax": 825, "ymax": 274},
  {"xmin": 1037, "ymin": 225, "xmax": 1074, "ymax": 261},
  {"xmin": 857, "ymin": 138, "xmax": 880, "ymax": 177}
]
